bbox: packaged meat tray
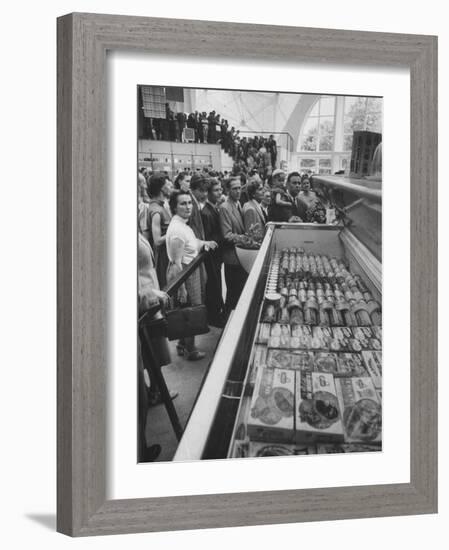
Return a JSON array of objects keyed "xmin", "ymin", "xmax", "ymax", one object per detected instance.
[
  {"xmin": 248, "ymin": 367, "xmax": 295, "ymax": 442},
  {"xmin": 295, "ymin": 371, "xmax": 344, "ymax": 444},
  {"xmin": 335, "ymin": 377, "xmax": 382, "ymax": 443}
]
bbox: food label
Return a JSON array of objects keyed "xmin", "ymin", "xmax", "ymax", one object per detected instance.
[
  {"xmin": 295, "ymin": 371, "xmax": 344, "ymax": 443},
  {"xmin": 335, "ymin": 377, "xmax": 382, "ymax": 443},
  {"xmin": 335, "ymin": 353, "xmax": 368, "ymax": 377},
  {"xmin": 248, "ymin": 367, "xmax": 295, "ymax": 442},
  {"xmin": 248, "ymin": 441, "xmax": 317, "ymax": 457},
  {"xmin": 361, "ymin": 351, "xmax": 382, "ymax": 389}
]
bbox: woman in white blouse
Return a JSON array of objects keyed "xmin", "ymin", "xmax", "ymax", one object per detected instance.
[{"xmin": 166, "ymin": 190, "xmax": 218, "ymax": 360}]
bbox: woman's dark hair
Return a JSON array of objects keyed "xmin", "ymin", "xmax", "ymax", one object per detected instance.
[
  {"xmin": 174, "ymin": 172, "xmax": 186, "ymax": 189},
  {"xmin": 247, "ymin": 179, "xmax": 262, "ymax": 200},
  {"xmin": 148, "ymin": 172, "xmax": 166, "ymax": 198},
  {"xmin": 168, "ymin": 190, "xmax": 191, "ymax": 215}
]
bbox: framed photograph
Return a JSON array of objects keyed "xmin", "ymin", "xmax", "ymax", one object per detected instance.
[{"xmin": 57, "ymin": 13, "xmax": 437, "ymax": 536}]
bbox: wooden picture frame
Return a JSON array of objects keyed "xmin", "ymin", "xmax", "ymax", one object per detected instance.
[{"xmin": 57, "ymin": 12, "xmax": 437, "ymax": 536}]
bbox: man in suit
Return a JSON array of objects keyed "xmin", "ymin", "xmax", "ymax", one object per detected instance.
[
  {"xmin": 201, "ymin": 178, "xmax": 226, "ymax": 327},
  {"xmin": 219, "ymin": 177, "xmax": 249, "ymax": 315},
  {"xmin": 188, "ymin": 173, "xmax": 207, "ymax": 240}
]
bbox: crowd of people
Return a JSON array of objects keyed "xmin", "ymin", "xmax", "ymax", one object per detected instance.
[
  {"xmin": 143, "ymin": 104, "xmax": 279, "ymax": 180},
  {"xmin": 137, "ymin": 165, "xmax": 331, "ymax": 461}
]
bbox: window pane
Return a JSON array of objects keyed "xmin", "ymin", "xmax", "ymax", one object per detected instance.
[
  {"xmin": 344, "ymin": 134, "xmax": 354, "ymax": 151},
  {"xmin": 300, "ymin": 118, "xmax": 318, "ymax": 151},
  {"xmin": 344, "ymin": 96, "xmax": 359, "ymax": 115},
  {"xmin": 300, "ymin": 158, "xmax": 317, "ymax": 168},
  {"xmin": 319, "ymin": 117, "xmax": 334, "ymax": 135},
  {"xmin": 319, "ymin": 158, "xmax": 331, "ymax": 167},
  {"xmin": 319, "ymin": 96, "xmax": 335, "ymax": 116},
  {"xmin": 366, "ymin": 113, "xmax": 382, "ymax": 133},
  {"xmin": 367, "ymin": 97, "xmax": 382, "ymax": 113},
  {"xmin": 308, "ymin": 100, "xmax": 319, "ymax": 117},
  {"xmin": 319, "ymin": 134, "xmax": 334, "ymax": 151}
]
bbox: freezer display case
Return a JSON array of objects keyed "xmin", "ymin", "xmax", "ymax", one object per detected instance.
[{"xmin": 174, "ymin": 221, "xmax": 382, "ymax": 461}]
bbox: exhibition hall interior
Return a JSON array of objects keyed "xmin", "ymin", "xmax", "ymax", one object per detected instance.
[{"xmin": 137, "ymin": 85, "xmax": 382, "ymax": 462}]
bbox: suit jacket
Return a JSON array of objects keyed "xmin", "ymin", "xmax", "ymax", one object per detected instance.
[
  {"xmin": 242, "ymin": 199, "xmax": 265, "ymax": 234},
  {"xmin": 219, "ymin": 198, "xmax": 246, "ymax": 265},
  {"xmin": 201, "ymin": 202, "xmax": 223, "ymax": 245},
  {"xmin": 189, "ymin": 194, "xmax": 205, "ymax": 240}
]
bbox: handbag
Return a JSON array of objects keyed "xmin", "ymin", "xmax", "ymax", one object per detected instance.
[{"xmin": 165, "ymin": 304, "xmax": 210, "ymax": 341}]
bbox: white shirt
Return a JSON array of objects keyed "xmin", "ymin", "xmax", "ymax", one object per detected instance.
[{"xmin": 166, "ymin": 214, "xmax": 200, "ymax": 264}]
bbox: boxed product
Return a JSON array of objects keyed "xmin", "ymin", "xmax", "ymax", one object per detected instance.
[
  {"xmin": 230, "ymin": 439, "xmax": 250, "ymax": 458},
  {"xmin": 266, "ymin": 348, "xmax": 292, "ymax": 369},
  {"xmin": 372, "ymin": 326, "xmax": 382, "ymax": 341},
  {"xmin": 352, "ymin": 328, "xmax": 382, "ymax": 351},
  {"xmin": 232, "ymin": 396, "xmax": 253, "ymax": 441},
  {"xmin": 291, "ymin": 325, "xmax": 313, "ymax": 349},
  {"xmin": 295, "ymin": 371, "xmax": 344, "ymax": 443},
  {"xmin": 248, "ymin": 441, "xmax": 317, "ymax": 457},
  {"xmin": 335, "ymin": 377, "xmax": 382, "ymax": 444},
  {"xmin": 247, "ymin": 345, "xmax": 267, "ymax": 385},
  {"xmin": 335, "ymin": 353, "xmax": 369, "ymax": 377},
  {"xmin": 290, "ymin": 351, "xmax": 315, "ymax": 372},
  {"xmin": 248, "ymin": 367, "xmax": 295, "ymax": 442},
  {"xmin": 330, "ymin": 327, "xmax": 353, "ymax": 352},
  {"xmin": 268, "ymin": 334, "xmax": 291, "ymax": 348},
  {"xmin": 257, "ymin": 323, "xmax": 271, "ymax": 344},
  {"xmin": 361, "ymin": 351, "xmax": 382, "ymax": 389},
  {"xmin": 312, "ymin": 327, "xmax": 333, "ymax": 350},
  {"xmin": 313, "ymin": 352, "xmax": 339, "ymax": 374},
  {"xmin": 316, "ymin": 443, "xmax": 381, "ymax": 454},
  {"xmin": 352, "ymin": 327, "xmax": 373, "ymax": 348}
]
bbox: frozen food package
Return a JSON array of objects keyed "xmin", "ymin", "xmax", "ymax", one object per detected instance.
[
  {"xmin": 257, "ymin": 323, "xmax": 272, "ymax": 344},
  {"xmin": 290, "ymin": 351, "xmax": 315, "ymax": 372},
  {"xmin": 313, "ymin": 352, "xmax": 339, "ymax": 374},
  {"xmin": 247, "ymin": 346, "xmax": 267, "ymax": 386},
  {"xmin": 335, "ymin": 353, "xmax": 369, "ymax": 377},
  {"xmin": 361, "ymin": 351, "xmax": 382, "ymax": 389},
  {"xmin": 248, "ymin": 441, "xmax": 317, "ymax": 457},
  {"xmin": 267, "ymin": 349, "xmax": 292, "ymax": 370},
  {"xmin": 248, "ymin": 367, "xmax": 295, "ymax": 442},
  {"xmin": 335, "ymin": 377, "xmax": 382, "ymax": 443},
  {"xmin": 295, "ymin": 371, "xmax": 344, "ymax": 443},
  {"xmin": 316, "ymin": 443, "xmax": 381, "ymax": 454},
  {"xmin": 312, "ymin": 326, "xmax": 333, "ymax": 350}
]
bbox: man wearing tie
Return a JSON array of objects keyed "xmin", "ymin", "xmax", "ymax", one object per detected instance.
[
  {"xmin": 219, "ymin": 177, "xmax": 248, "ymax": 315},
  {"xmin": 260, "ymin": 188, "xmax": 271, "ymax": 223},
  {"xmin": 188, "ymin": 173, "xmax": 208, "ymax": 302},
  {"xmin": 201, "ymin": 178, "xmax": 226, "ymax": 327}
]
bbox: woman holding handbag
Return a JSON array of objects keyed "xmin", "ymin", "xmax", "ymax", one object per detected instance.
[{"xmin": 166, "ymin": 190, "xmax": 218, "ymax": 361}]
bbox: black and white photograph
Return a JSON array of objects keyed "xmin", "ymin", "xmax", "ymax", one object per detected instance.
[{"xmin": 137, "ymin": 85, "xmax": 382, "ymax": 463}]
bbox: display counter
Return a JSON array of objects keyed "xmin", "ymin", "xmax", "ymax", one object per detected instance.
[{"xmin": 174, "ymin": 222, "xmax": 382, "ymax": 461}]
